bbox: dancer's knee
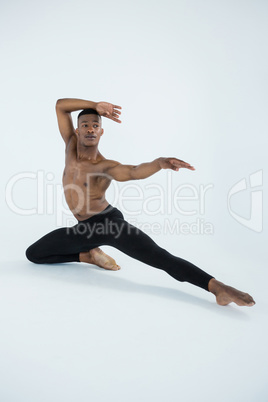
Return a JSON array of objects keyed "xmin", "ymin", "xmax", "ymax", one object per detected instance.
[{"xmin": 25, "ymin": 244, "xmax": 42, "ymax": 264}]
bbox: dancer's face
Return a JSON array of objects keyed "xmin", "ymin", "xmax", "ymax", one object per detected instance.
[{"xmin": 76, "ymin": 114, "xmax": 103, "ymax": 146}]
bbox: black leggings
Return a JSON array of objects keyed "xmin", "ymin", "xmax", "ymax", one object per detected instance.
[{"xmin": 25, "ymin": 205, "xmax": 214, "ymax": 291}]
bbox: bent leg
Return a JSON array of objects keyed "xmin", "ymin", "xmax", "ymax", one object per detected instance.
[
  {"xmin": 25, "ymin": 211, "xmax": 124, "ymax": 266},
  {"xmin": 25, "ymin": 223, "xmax": 103, "ymax": 264},
  {"xmin": 26, "ymin": 227, "xmax": 80, "ymax": 263}
]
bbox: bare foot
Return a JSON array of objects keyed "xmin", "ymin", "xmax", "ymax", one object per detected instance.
[
  {"xmin": 208, "ymin": 278, "xmax": 256, "ymax": 307},
  {"xmin": 79, "ymin": 248, "xmax": 121, "ymax": 271}
]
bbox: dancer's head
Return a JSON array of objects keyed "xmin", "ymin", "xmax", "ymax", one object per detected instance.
[{"xmin": 76, "ymin": 109, "xmax": 103, "ymax": 146}]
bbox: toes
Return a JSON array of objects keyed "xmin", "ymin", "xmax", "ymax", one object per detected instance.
[
  {"xmin": 239, "ymin": 293, "xmax": 255, "ymax": 306},
  {"xmin": 247, "ymin": 298, "xmax": 256, "ymax": 306},
  {"xmin": 103, "ymin": 263, "xmax": 121, "ymax": 271},
  {"xmin": 243, "ymin": 293, "xmax": 255, "ymax": 305}
]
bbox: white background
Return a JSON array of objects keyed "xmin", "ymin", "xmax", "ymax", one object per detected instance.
[{"xmin": 1, "ymin": 1, "xmax": 267, "ymax": 401}]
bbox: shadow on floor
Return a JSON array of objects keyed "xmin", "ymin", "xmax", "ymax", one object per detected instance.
[{"xmin": 3, "ymin": 260, "xmax": 253, "ymax": 320}]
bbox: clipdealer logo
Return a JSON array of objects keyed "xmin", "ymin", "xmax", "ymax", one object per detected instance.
[
  {"xmin": 7, "ymin": 169, "xmax": 264, "ymax": 233},
  {"xmin": 5, "ymin": 170, "xmax": 215, "ymax": 233},
  {"xmin": 227, "ymin": 170, "xmax": 263, "ymax": 233}
]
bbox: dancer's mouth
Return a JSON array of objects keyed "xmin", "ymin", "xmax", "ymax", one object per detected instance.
[{"xmin": 85, "ymin": 135, "xmax": 96, "ymax": 139}]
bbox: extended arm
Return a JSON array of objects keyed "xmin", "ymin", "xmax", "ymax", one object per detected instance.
[
  {"xmin": 104, "ymin": 157, "xmax": 195, "ymax": 182},
  {"xmin": 55, "ymin": 98, "xmax": 122, "ymax": 144}
]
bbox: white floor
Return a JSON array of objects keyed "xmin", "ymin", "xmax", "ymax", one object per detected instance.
[{"xmin": 0, "ymin": 249, "xmax": 267, "ymax": 402}]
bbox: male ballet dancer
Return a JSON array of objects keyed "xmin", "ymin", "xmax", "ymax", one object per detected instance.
[{"xmin": 26, "ymin": 98, "xmax": 255, "ymax": 307}]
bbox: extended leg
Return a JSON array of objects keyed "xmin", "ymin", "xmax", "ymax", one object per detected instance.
[
  {"xmin": 106, "ymin": 216, "xmax": 255, "ymax": 306},
  {"xmin": 107, "ymin": 218, "xmax": 214, "ymax": 290}
]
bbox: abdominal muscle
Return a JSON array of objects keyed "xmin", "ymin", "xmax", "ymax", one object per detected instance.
[{"xmin": 62, "ymin": 168, "xmax": 110, "ymax": 221}]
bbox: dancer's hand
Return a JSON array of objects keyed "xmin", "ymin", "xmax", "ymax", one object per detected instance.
[
  {"xmin": 96, "ymin": 102, "xmax": 122, "ymax": 123},
  {"xmin": 158, "ymin": 157, "xmax": 195, "ymax": 171}
]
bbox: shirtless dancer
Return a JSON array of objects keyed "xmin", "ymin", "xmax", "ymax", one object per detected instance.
[{"xmin": 26, "ymin": 98, "xmax": 255, "ymax": 307}]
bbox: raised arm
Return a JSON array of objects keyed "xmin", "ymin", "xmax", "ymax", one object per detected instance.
[
  {"xmin": 104, "ymin": 157, "xmax": 195, "ymax": 182},
  {"xmin": 55, "ymin": 98, "xmax": 122, "ymax": 145}
]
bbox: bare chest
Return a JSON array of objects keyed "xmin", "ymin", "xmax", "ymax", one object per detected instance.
[{"xmin": 62, "ymin": 160, "xmax": 111, "ymax": 193}]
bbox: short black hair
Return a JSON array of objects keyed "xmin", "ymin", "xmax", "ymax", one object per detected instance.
[{"xmin": 77, "ymin": 108, "xmax": 101, "ymax": 121}]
